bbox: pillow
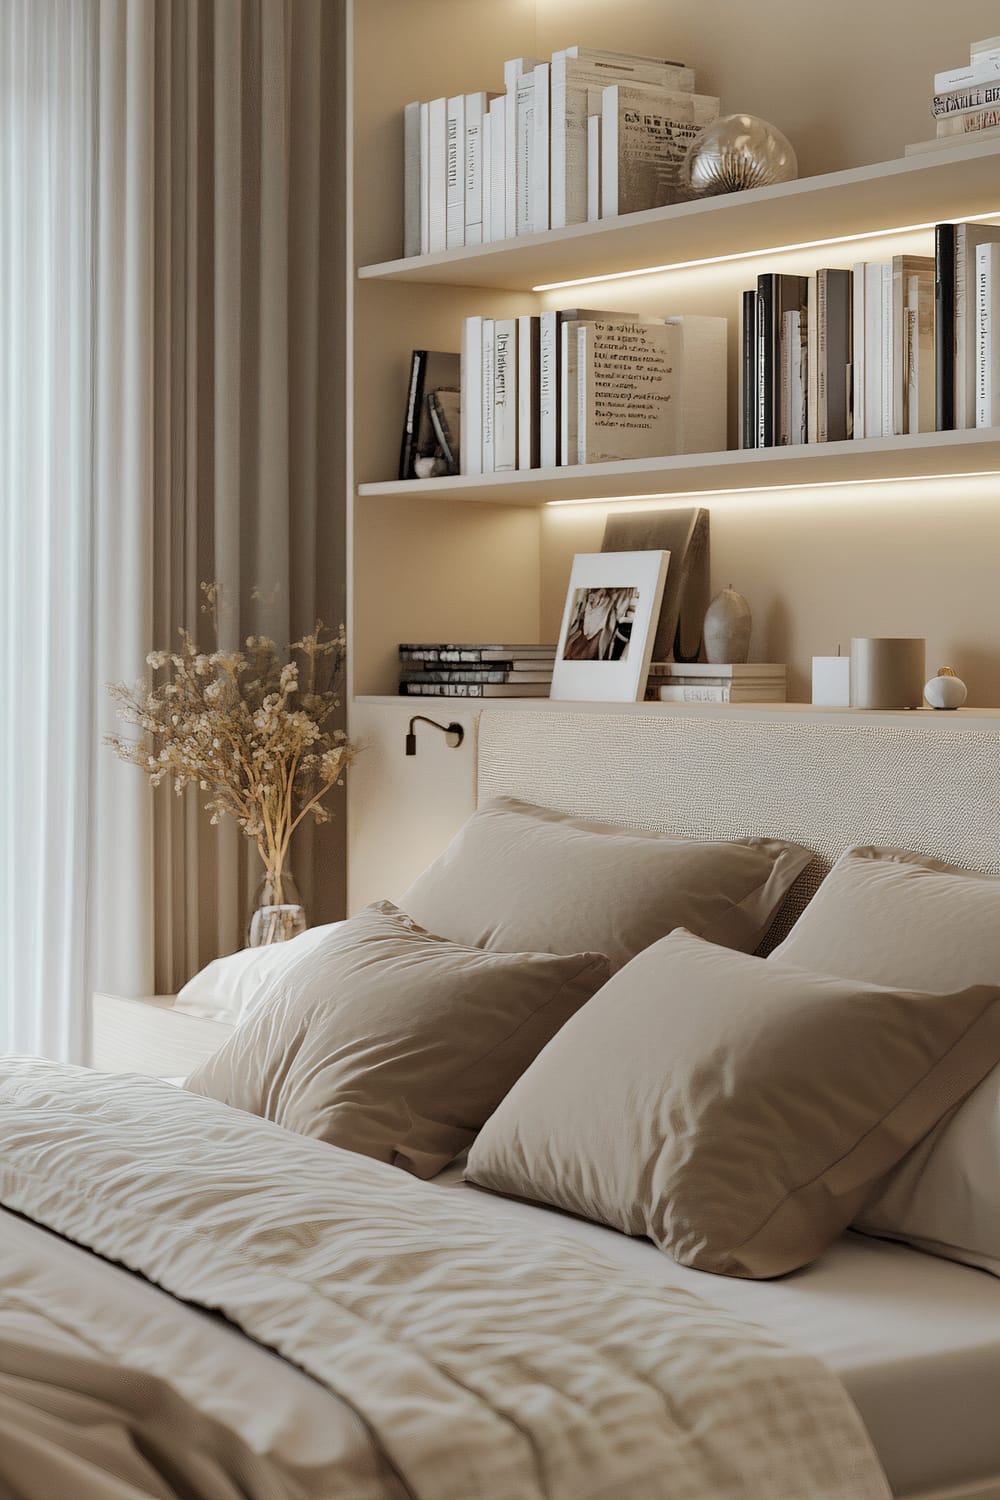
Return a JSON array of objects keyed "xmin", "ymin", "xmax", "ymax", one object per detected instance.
[
  {"xmin": 176, "ymin": 923, "xmax": 344, "ymax": 1025},
  {"xmin": 465, "ymin": 929, "xmax": 1000, "ymax": 1279},
  {"xmin": 400, "ymin": 796, "xmax": 812, "ymax": 972},
  {"xmin": 186, "ymin": 900, "xmax": 609, "ymax": 1179},
  {"xmin": 770, "ymin": 845, "xmax": 1000, "ymax": 1275}
]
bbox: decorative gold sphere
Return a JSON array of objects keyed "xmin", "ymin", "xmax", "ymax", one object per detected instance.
[{"xmin": 683, "ymin": 114, "xmax": 798, "ymax": 197}]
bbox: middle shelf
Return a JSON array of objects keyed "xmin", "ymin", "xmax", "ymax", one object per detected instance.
[{"xmin": 358, "ymin": 425, "xmax": 1000, "ymax": 507}]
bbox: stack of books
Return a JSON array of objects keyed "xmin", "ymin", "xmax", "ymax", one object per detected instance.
[
  {"xmin": 462, "ymin": 309, "xmax": 726, "ymax": 474},
  {"xmin": 738, "ymin": 219, "xmax": 1000, "ymax": 445},
  {"xmin": 906, "ymin": 36, "xmax": 1000, "ymax": 156},
  {"xmin": 398, "ymin": 644, "xmax": 557, "ymax": 698},
  {"xmin": 646, "ymin": 663, "xmax": 787, "ymax": 704},
  {"xmin": 401, "ymin": 45, "xmax": 716, "ymax": 257}
]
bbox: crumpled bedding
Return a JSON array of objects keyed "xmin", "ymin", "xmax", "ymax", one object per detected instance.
[{"xmin": 0, "ymin": 1058, "xmax": 893, "ymax": 1500}]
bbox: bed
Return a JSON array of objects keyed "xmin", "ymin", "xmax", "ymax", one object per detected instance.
[{"xmin": 2, "ymin": 704, "xmax": 999, "ymax": 1500}]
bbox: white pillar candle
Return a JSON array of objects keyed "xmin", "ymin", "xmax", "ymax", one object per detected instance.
[
  {"xmin": 849, "ymin": 638, "xmax": 926, "ymax": 710},
  {"xmin": 812, "ymin": 656, "xmax": 851, "ymax": 707}
]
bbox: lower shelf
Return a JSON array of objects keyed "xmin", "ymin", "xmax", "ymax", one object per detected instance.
[{"xmin": 357, "ymin": 427, "xmax": 1000, "ymax": 507}]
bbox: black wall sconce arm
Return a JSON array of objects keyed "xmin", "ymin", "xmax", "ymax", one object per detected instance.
[{"xmin": 405, "ymin": 715, "xmax": 465, "ymax": 756}]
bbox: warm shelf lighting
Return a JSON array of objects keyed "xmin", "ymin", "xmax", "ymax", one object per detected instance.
[
  {"xmin": 544, "ymin": 468, "xmax": 1000, "ymax": 509},
  {"xmin": 532, "ymin": 209, "xmax": 1000, "ymax": 292}
]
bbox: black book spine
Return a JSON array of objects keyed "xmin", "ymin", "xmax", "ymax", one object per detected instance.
[
  {"xmin": 757, "ymin": 275, "xmax": 773, "ymax": 447},
  {"xmin": 741, "ymin": 290, "xmax": 758, "ymax": 449},
  {"xmin": 935, "ymin": 224, "xmax": 956, "ymax": 432},
  {"xmin": 398, "ymin": 350, "xmax": 428, "ymax": 479}
]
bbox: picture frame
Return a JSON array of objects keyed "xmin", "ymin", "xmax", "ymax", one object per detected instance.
[{"xmin": 550, "ymin": 550, "xmax": 670, "ymax": 702}]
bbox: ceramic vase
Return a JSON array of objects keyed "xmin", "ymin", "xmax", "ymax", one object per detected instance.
[{"xmin": 703, "ymin": 587, "xmax": 752, "ymax": 663}]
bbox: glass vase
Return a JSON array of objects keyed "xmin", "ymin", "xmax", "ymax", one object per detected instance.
[{"xmin": 247, "ymin": 868, "xmax": 307, "ymax": 947}]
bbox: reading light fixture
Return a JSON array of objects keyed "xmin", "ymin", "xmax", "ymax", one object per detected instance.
[{"xmin": 405, "ymin": 715, "xmax": 465, "ymax": 756}]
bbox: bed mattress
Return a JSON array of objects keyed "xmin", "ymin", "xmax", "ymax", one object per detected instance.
[{"xmin": 435, "ymin": 1162, "xmax": 1000, "ymax": 1499}]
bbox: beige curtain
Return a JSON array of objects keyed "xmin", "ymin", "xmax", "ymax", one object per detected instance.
[{"xmin": 150, "ymin": 0, "xmax": 349, "ymax": 990}]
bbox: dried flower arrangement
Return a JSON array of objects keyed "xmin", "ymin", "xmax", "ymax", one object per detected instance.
[{"xmin": 107, "ymin": 585, "xmax": 355, "ymax": 916}]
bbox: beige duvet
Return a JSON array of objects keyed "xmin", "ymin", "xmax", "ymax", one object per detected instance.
[{"xmin": 0, "ymin": 1058, "xmax": 893, "ymax": 1500}]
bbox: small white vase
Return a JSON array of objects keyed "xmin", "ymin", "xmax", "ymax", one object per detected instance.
[
  {"xmin": 703, "ymin": 587, "xmax": 752, "ymax": 664},
  {"xmin": 924, "ymin": 668, "xmax": 967, "ymax": 710}
]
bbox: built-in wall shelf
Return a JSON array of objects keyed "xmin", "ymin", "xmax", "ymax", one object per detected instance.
[
  {"xmin": 354, "ymin": 696, "xmax": 1000, "ymax": 722},
  {"xmin": 357, "ymin": 137, "xmax": 1000, "ymax": 293},
  {"xmin": 358, "ymin": 426, "xmax": 1000, "ymax": 507}
]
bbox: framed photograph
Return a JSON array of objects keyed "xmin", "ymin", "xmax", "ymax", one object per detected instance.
[{"xmin": 550, "ymin": 550, "xmax": 670, "ymax": 702}]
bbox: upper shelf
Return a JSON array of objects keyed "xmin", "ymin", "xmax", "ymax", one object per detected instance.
[
  {"xmin": 357, "ymin": 426, "xmax": 1000, "ymax": 507},
  {"xmin": 357, "ymin": 137, "xmax": 1000, "ymax": 292}
]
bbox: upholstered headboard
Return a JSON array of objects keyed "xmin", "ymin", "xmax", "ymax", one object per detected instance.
[{"xmin": 477, "ymin": 707, "xmax": 1000, "ymax": 948}]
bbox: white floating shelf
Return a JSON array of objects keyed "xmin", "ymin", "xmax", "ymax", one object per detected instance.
[
  {"xmin": 357, "ymin": 427, "xmax": 1000, "ymax": 507},
  {"xmin": 353, "ymin": 697, "xmax": 1000, "ymax": 722},
  {"xmin": 357, "ymin": 138, "xmax": 1000, "ymax": 292}
]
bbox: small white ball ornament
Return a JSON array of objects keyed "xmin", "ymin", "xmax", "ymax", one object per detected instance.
[{"xmin": 924, "ymin": 666, "xmax": 967, "ymax": 710}]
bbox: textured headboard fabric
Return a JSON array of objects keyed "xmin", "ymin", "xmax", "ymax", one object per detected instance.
[{"xmin": 477, "ymin": 709, "xmax": 1000, "ymax": 948}]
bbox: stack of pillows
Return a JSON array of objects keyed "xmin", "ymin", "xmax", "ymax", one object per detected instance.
[{"xmin": 185, "ymin": 798, "xmax": 1000, "ymax": 1281}]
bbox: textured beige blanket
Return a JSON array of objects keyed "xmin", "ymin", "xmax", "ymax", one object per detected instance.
[{"xmin": 0, "ymin": 1059, "xmax": 893, "ymax": 1500}]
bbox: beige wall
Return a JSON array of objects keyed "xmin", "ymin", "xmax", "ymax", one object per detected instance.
[{"xmin": 348, "ymin": 0, "xmax": 1000, "ymax": 908}]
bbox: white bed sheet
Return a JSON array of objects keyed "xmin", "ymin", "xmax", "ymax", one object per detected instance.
[{"xmin": 435, "ymin": 1163, "xmax": 1000, "ymax": 1500}]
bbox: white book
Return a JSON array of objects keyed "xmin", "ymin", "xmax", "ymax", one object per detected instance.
[
  {"xmin": 880, "ymin": 262, "xmax": 893, "ymax": 438},
  {"xmin": 445, "ymin": 95, "xmax": 465, "ymax": 249},
  {"xmin": 655, "ymin": 684, "xmax": 786, "ymax": 703},
  {"xmin": 665, "ymin": 315, "xmax": 728, "ymax": 454},
  {"xmin": 602, "ymin": 84, "xmax": 719, "ymax": 217},
  {"xmin": 955, "ymin": 224, "xmax": 1000, "ymax": 429},
  {"xmin": 972, "ymin": 36, "xmax": 1000, "ymax": 57},
  {"xmin": 863, "ymin": 263, "xmax": 884, "ymax": 439},
  {"xmin": 464, "ymin": 92, "xmax": 494, "ymax": 247},
  {"xmin": 531, "ymin": 63, "xmax": 551, "ymax": 234},
  {"xmin": 905, "ymin": 271, "xmax": 935, "ymax": 435},
  {"xmin": 481, "ymin": 111, "xmax": 492, "ymax": 242},
  {"xmin": 649, "ymin": 661, "xmax": 786, "ymax": 679},
  {"xmin": 460, "ymin": 316, "xmax": 483, "ymax": 476},
  {"xmin": 418, "ymin": 103, "xmax": 431, "ymax": 255},
  {"xmin": 488, "ymin": 97, "xmax": 506, "ymax": 245},
  {"xmin": 780, "ymin": 310, "xmax": 806, "ymax": 445},
  {"xmin": 426, "ymin": 97, "xmax": 447, "ymax": 254},
  {"xmin": 403, "ymin": 101, "xmax": 421, "ymax": 258},
  {"xmin": 587, "ymin": 113, "xmax": 601, "ymax": 221},
  {"xmin": 549, "ymin": 49, "xmax": 695, "ymax": 230},
  {"xmin": 503, "ymin": 58, "xmax": 542, "ymax": 239},
  {"xmin": 577, "ymin": 320, "xmax": 680, "ymax": 464},
  {"xmin": 561, "ymin": 320, "xmax": 584, "ymax": 466},
  {"xmin": 517, "ymin": 314, "xmax": 540, "ymax": 469},
  {"xmin": 514, "ymin": 72, "xmax": 537, "ymax": 236},
  {"xmin": 492, "ymin": 318, "xmax": 518, "ymax": 472},
  {"xmin": 852, "ymin": 262, "xmax": 866, "ymax": 438},
  {"xmin": 935, "ymin": 56, "xmax": 1000, "ymax": 92},
  {"xmin": 891, "ymin": 255, "xmax": 933, "ymax": 436},
  {"xmin": 806, "ymin": 276, "xmax": 818, "ymax": 443},
  {"xmin": 481, "ymin": 319, "xmax": 495, "ymax": 473},
  {"xmin": 976, "ymin": 242, "xmax": 1000, "ymax": 426}
]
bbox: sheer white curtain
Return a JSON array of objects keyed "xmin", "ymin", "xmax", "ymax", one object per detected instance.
[{"xmin": 0, "ymin": 0, "xmax": 154, "ymax": 1059}]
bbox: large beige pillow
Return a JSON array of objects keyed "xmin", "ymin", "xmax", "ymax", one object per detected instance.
[
  {"xmin": 401, "ymin": 796, "xmax": 812, "ymax": 972},
  {"xmin": 771, "ymin": 845, "xmax": 1000, "ymax": 1276},
  {"xmin": 466, "ymin": 930, "xmax": 1000, "ymax": 1279},
  {"xmin": 186, "ymin": 901, "xmax": 608, "ymax": 1179}
]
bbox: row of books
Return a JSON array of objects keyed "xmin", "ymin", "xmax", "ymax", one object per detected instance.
[
  {"xmin": 740, "ymin": 221, "xmax": 1000, "ymax": 448},
  {"xmin": 907, "ymin": 35, "xmax": 1000, "ymax": 156},
  {"xmin": 401, "ymin": 45, "xmax": 716, "ymax": 256},
  {"xmin": 461, "ymin": 310, "xmax": 726, "ymax": 475},
  {"xmin": 645, "ymin": 662, "xmax": 787, "ymax": 704},
  {"xmin": 398, "ymin": 643, "xmax": 556, "ymax": 698}
]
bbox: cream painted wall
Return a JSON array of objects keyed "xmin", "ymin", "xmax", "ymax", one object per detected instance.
[{"xmin": 348, "ymin": 0, "xmax": 1000, "ymax": 910}]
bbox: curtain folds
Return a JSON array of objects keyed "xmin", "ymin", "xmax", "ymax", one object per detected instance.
[
  {"xmin": 0, "ymin": 0, "xmax": 348, "ymax": 1054},
  {"xmin": 150, "ymin": 0, "xmax": 349, "ymax": 991}
]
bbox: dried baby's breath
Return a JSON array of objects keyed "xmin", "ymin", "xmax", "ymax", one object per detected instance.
[{"xmin": 108, "ymin": 610, "xmax": 355, "ymax": 893}]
